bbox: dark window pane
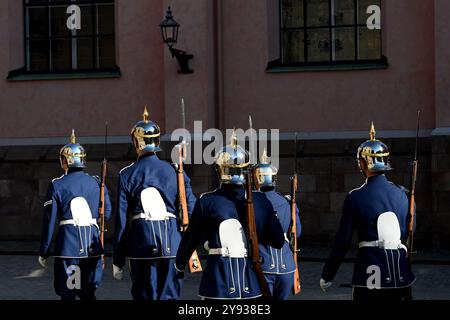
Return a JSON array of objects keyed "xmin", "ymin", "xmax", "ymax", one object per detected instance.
[
  {"xmin": 29, "ymin": 39, "xmax": 48, "ymax": 71},
  {"xmin": 334, "ymin": 0, "xmax": 354, "ymax": 26},
  {"xmin": 98, "ymin": 35, "xmax": 115, "ymax": 68},
  {"xmin": 77, "ymin": 37, "xmax": 94, "ymax": 69},
  {"xmin": 282, "ymin": 30, "xmax": 305, "ymax": 63},
  {"xmin": 98, "ymin": 4, "xmax": 115, "ymax": 34},
  {"xmin": 50, "ymin": 6, "xmax": 71, "ymax": 37},
  {"xmin": 282, "ymin": 0, "xmax": 304, "ymax": 28},
  {"xmin": 51, "ymin": 38, "xmax": 71, "ymax": 70},
  {"xmin": 307, "ymin": 0, "xmax": 329, "ymax": 27},
  {"xmin": 27, "ymin": 7, "xmax": 48, "ymax": 38},
  {"xmin": 76, "ymin": 4, "xmax": 94, "ymax": 36},
  {"xmin": 334, "ymin": 27, "xmax": 355, "ymax": 61},
  {"xmin": 307, "ymin": 28, "xmax": 330, "ymax": 62},
  {"xmin": 25, "ymin": 1, "xmax": 116, "ymax": 72},
  {"xmin": 358, "ymin": 27, "xmax": 381, "ymax": 59},
  {"xmin": 358, "ymin": 0, "xmax": 381, "ymax": 25}
]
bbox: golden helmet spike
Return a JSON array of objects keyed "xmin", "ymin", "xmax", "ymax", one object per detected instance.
[
  {"xmin": 230, "ymin": 128, "xmax": 238, "ymax": 148},
  {"xmin": 261, "ymin": 148, "xmax": 269, "ymax": 164},
  {"xmin": 143, "ymin": 105, "xmax": 149, "ymax": 123},
  {"xmin": 369, "ymin": 122, "xmax": 376, "ymax": 141},
  {"xmin": 70, "ymin": 129, "xmax": 76, "ymax": 144}
]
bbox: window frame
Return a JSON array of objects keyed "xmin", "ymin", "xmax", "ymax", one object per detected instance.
[
  {"xmin": 22, "ymin": 0, "xmax": 117, "ymax": 74},
  {"xmin": 277, "ymin": 0, "xmax": 385, "ymax": 67}
]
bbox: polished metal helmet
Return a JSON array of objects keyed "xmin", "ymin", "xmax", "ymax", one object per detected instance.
[
  {"xmin": 131, "ymin": 105, "xmax": 162, "ymax": 153},
  {"xmin": 60, "ymin": 129, "xmax": 87, "ymax": 169},
  {"xmin": 215, "ymin": 130, "xmax": 250, "ymax": 185},
  {"xmin": 357, "ymin": 123, "xmax": 392, "ymax": 173},
  {"xmin": 253, "ymin": 148, "xmax": 278, "ymax": 189}
]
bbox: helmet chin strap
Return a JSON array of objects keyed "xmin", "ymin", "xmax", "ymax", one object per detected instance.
[
  {"xmin": 358, "ymin": 159, "xmax": 368, "ymax": 178},
  {"xmin": 360, "ymin": 169, "xmax": 367, "ymax": 179},
  {"xmin": 60, "ymin": 157, "xmax": 68, "ymax": 173}
]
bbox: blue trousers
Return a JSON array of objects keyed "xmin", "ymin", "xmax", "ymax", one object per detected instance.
[
  {"xmin": 54, "ymin": 257, "xmax": 103, "ymax": 300},
  {"xmin": 264, "ymin": 272, "xmax": 294, "ymax": 300},
  {"xmin": 129, "ymin": 258, "xmax": 182, "ymax": 300}
]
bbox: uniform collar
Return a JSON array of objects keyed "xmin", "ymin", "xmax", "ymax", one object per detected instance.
[
  {"xmin": 220, "ymin": 184, "xmax": 245, "ymax": 199},
  {"xmin": 66, "ymin": 168, "xmax": 84, "ymax": 175},
  {"xmin": 261, "ymin": 187, "xmax": 276, "ymax": 194},
  {"xmin": 137, "ymin": 152, "xmax": 158, "ymax": 162},
  {"xmin": 366, "ymin": 174, "xmax": 387, "ymax": 184}
]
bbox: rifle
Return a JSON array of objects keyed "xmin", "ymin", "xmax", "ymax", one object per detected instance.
[
  {"xmin": 98, "ymin": 122, "xmax": 108, "ymax": 269},
  {"xmin": 246, "ymin": 115, "xmax": 272, "ymax": 299},
  {"xmin": 289, "ymin": 132, "xmax": 301, "ymax": 295},
  {"xmin": 406, "ymin": 110, "xmax": 420, "ymax": 261},
  {"xmin": 177, "ymin": 98, "xmax": 202, "ymax": 273},
  {"xmin": 405, "ymin": 111, "xmax": 420, "ymax": 300},
  {"xmin": 245, "ymin": 169, "xmax": 272, "ymax": 299}
]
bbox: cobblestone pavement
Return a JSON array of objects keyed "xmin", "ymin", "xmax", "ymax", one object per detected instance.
[{"xmin": 0, "ymin": 255, "xmax": 449, "ymax": 300}]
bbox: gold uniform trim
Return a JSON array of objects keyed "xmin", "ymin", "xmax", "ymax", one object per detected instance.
[
  {"xmin": 133, "ymin": 126, "xmax": 161, "ymax": 139},
  {"xmin": 255, "ymin": 171, "xmax": 277, "ymax": 176},
  {"xmin": 61, "ymin": 151, "xmax": 86, "ymax": 158},
  {"xmin": 361, "ymin": 151, "xmax": 390, "ymax": 157},
  {"xmin": 221, "ymin": 161, "xmax": 250, "ymax": 169},
  {"xmin": 134, "ymin": 132, "xmax": 161, "ymax": 139}
]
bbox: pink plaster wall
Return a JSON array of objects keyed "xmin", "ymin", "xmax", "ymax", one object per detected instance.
[
  {"xmin": 435, "ymin": 0, "xmax": 450, "ymax": 127},
  {"xmin": 221, "ymin": 0, "xmax": 436, "ymax": 132},
  {"xmin": 0, "ymin": 0, "xmax": 165, "ymax": 139},
  {"xmin": 162, "ymin": 0, "xmax": 216, "ymax": 133},
  {"xmin": 0, "ymin": 0, "xmax": 442, "ymax": 140}
]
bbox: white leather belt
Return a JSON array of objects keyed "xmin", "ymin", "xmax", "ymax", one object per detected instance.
[
  {"xmin": 59, "ymin": 219, "xmax": 98, "ymax": 227},
  {"xmin": 131, "ymin": 212, "xmax": 177, "ymax": 221},
  {"xmin": 359, "ymin": 240, "xmax": 407, "ymax": 251},
  {"xmin": 208, "ymin": 248, "xmax": 247, "ymax": 258}
]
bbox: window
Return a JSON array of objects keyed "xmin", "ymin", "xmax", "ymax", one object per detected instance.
[
  {"xmin": 280, "ymin": 0, "xmax": 382, "ymax": 65},
  {"xmin": 24, "ymin": 0, "xmax": 116, "ymax": 73}
]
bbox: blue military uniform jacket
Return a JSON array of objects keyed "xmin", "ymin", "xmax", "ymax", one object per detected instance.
[
  {"xmin": 113, "ymin": 153, "xmax": 197, "ymax": 267},
  {"xmin": 322, "ymin": 174, "xmax": 416, "ymax": 288},
  {"xmin": 40, "ymin": 169, "xmax": 112, "ymax": 258},
  {"xmin": 176, "ymin": 186, "xmax": 285, "ymax": 299},
  {"xmin": 259, "ymin": 190, "xmax": 301, "ymax": 274}
]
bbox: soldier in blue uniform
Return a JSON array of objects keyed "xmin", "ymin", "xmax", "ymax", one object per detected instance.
[
  {"xmin": 253, "ymin": 149, "xmax": 301, "ymax": 300},
  {"xmin": 112, "ymin": 106, "xmax": 197, "ymax": 300},
  {"xmin": 175, "ymin": 132, "xmax": 285, "ymax": 299},
  {"xmin": 39, "ymin": 130, "xmax": 112, "ymax": 300},
  {"xmin": 320, "ymin": 123, "xmax": 416, "ymax": 300}
]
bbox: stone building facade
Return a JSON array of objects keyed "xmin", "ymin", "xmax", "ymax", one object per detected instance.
[{"xmin": 1, "ymin": 1, "xmax": 449, "ymax": 249}]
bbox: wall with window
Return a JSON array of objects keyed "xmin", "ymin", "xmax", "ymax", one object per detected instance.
[
  {"xmin": 220, "ymin": 0, "xmax": 435, "ymax": 132},
  {"xmin": 435, "ymin": 0, "xmax": 450, "ymax": 128},
  {"xmin": 0, "ymin": 0, "xmax": 166, "ymax": 139}
]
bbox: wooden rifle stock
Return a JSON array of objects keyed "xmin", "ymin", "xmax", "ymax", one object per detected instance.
[
  {"xmin": 407, "ymin": 111, "xmax": 420, "ymax": 262},
  {"xmin": 407, "ymin": 160, "xmax": 418, "ymax": 264},
  {"xmin": 98, "ymin": 122, "xmax": 108, "ymax": 270},
  {"xmin": 245, "ymin": 171, "xmax": 272, "ymax": 299},
  {"xmin": 289, "ymin": 173, "xmax": 301, "ymax": 294},
  {"xmin": 99, "ymin": 158, "xmax": 107, "ymax": 269},
  {"xmin": 177, "ymin": 143, "xmax": 202, "ymax": 273},
  {"xmin": 406, "ymin": 110, "xmax": 420, "ymax": 300}
]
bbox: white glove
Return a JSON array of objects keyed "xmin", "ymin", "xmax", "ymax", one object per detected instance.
[
  {"xmin": 113, "ymin": 264, "xmax": 124, "ymax": 280},
  {"xmin": 38, "ymin": 256, "xmax": 47, "ymax": 268},
  {"xmin": 320, "ymin": 278, "xmax": 333, "ymax": 292}
]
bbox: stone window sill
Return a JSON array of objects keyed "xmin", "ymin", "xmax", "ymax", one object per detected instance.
[
  {"xmin": 266, "ymin": 57, "xmax": 388, "ymax": 73},
  {"xmin": 7, "ymin": 68, "xmax": 121, "ymax": 81}
]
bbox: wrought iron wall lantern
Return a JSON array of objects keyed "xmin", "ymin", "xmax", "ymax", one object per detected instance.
[{"xmin": 160, "ymin": 6, "xmax": 194, "ymax": 74}]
